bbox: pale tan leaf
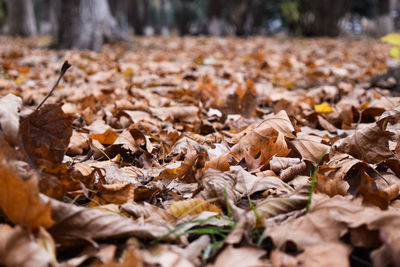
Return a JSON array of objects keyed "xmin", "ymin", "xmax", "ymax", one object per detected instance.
[
  {"xmin": 167, "ymin": 198, "xmax": 221, "ymax": 218},
  {"xmin": 0, "ymin": 94, "xmax": 21, "ymax": 146},
  {"xmin": 212, "ymin": 246, "xmax": 268, "ymax": 267},
  {"xmin": 289, "ymin": 132, "xmax": 329, "ymax": 163},
  {"xmin": 0, "ymin": 225, "xmax": 55, "ymax": 267},
  {"xmin": 256, "ymin": 185, "xmax": 309, "ymax": 219}
]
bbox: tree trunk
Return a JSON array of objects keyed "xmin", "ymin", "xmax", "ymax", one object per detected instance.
[
  {"xmin": 57, "ymin": 0, "xmax": 124, "ymax": 50},
  {"xmin": 207, "ymin": 0, "xmax": 223, "ymax": 35},
  {"xmin": 299, "ymin": 0, "xmax": 352, "ymax": 36},
  {"xmin": 375, "ymin": 0, "xmax": 394, "ymax": 35},
  {"xmin": 6, "ymin": 0, "xmax": 36, "ymax": 36},
  {"xmin": 108, "ymin": 0, "xmax": 129, "ymax": 33},
  {"xmin": 39, "ymin": 0, "xmax": 60, "ymax": 36},
  {"xmin": 129, "ymin": 0, "xmax": 143, "ymax": 35}
]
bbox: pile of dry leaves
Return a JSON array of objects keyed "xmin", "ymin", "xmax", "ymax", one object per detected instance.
[{"xmin": 0, "ymin": 36, "xmax": 400, "ymax": 266}]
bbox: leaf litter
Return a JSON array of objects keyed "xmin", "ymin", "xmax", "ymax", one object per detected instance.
[{"xmin": 0, "ymin": 36, "xmax": 400, "ymax": 266}]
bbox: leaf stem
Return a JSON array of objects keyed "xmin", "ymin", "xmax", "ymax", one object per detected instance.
[{"xmin": 35, "ymin": 61, "xmax": 71, "ymax": 111}]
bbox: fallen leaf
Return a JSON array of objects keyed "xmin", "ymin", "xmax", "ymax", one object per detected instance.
[
  {"xmin": 42, "ymin": 194, "xmax": 172, "ymax": 245},
  {"xmin": 0, "ymin": 94, "xmax": 21, "ymax": 146},
  {"xmin": 18, "ymin": 103, "xmax": 74, "ymax": 168},
  {"xmin": 270, "ymin": 242, "xmax": 351, "ymax": 267},
  {"xmin": 212, "ymin": 246, "xmax": 268, "ymax": 267},
  {"xmin": 332, "ymin": 122, "xmax": 393, "ymax": 164},
  {"xmin": 0, "ymin": 161, "xmax": 54, "ymax": 230},
  {"xmin": 167, "ymin": 198, "xmax": 221, "ymax": 219},
  {"xmin": 0, "ymin": 225, "xmax": 56, "ymax": 266},
  {"xmin": 314, "ymin": 102, "xmax": 333, "ymax": 113}
]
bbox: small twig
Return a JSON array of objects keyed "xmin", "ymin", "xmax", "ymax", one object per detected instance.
[{"xmin": 35, "ymin": 60, "xmax": 71, "ymax": 111}]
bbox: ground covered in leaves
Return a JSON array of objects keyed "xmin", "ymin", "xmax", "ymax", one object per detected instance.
[{"xmin": 0, "ymin": 36, "xmax": 400, "ymax": 266}]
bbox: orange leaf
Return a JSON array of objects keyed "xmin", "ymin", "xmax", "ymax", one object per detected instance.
[
  {"xmin": 90, "ymin": 128, "xmax": 119, "ymax": 145},
  {"xmin": 0, "ymin": 161, "xmax": 54, "ymax": 230}
]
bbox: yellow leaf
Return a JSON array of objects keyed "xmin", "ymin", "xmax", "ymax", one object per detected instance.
[
  {"xmin": 314, "ymin": 102, "xmax": 333, "ymax": 113},
  {"xmin": 167, "ymin": 198, "xmax": 221, "ymax": 218},
  {"xmin": 122, "ymin": 67, "xmax": 134, "ymax": 77},
  {"xmin": 381, "ymin": 33, "xmax": 400, "ymax": 45},
  {"xmin": 15, "ymin": 76, "xmax": 26, "ymax": 85},
  {"xmin": 390, "ymin": 47, "xmax": 400, "ymax": 59}
]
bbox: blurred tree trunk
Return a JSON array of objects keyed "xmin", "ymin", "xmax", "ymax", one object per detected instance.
[
  {"xmin": 108, "ymin": 0, "xmax": 129, "ymax": 33},
  {"xmin": 57, "ymin": 0, "xmax": 124, "ymax": 50},
  {"xmin": 129, "ymin": 0, "xmax": 144, "ymax": 35},
  {"xmin": 39, "ymin": 0, "xmax": 60, "ymax": 36},
  {"xmin": 6, "ymin": 0, "xmax": 36, "ymax": 36},
  {"xmin": 229, "ymin": 0, "xmax": 253, "ymax": 36},
  {"xmin": 375, "ymin": 0, "xmax": 394, "ymax": 35},
  {"xmin": 207, "ymin": 0, "xmax": 223, "ymax": 35},
  {"xmin": 174, "ymin": 0, "xmax": 193, "ymax": 35},
  {"xmin": 299, "ymin": 0, "xmax": 351, "ymax": 36}
]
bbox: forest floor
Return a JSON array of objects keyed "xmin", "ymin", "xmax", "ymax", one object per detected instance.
[{"xmin": 0, "ymin": 36, "xmax": 400, "ymax": 266}]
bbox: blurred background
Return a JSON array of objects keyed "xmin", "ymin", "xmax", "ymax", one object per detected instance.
[{"xmin": 1, "ymin": 0, "xmax": 400, "ymax": 50}]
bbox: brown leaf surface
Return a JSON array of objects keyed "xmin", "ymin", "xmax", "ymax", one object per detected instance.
[
  {"xmin": 0, "ymin": 225, "xmax": 56, "ymax": 267},
  {"xmin": 42, "ymin": 194, "xmax": 172, "ymax": 245},
  {"xmin": 18, "ymin": 103, "xmax": 74, "ymax": 168},
  {"xmin": 332, "ymin": 122, "xmax": 394, "ymax": 164},
  {"xmin": 270, "ymin": 242, "xmax": 351, "ymax": 267},
  {"xmin": 212, "ymin": 246, "xmax": 268, "ymax": 267},
  {"xmin": 167, "ymin": 198, "xmax": 221, "ymax": 219},
  {"xmin": 0, "ymin": 161, "xmax": 54, "ymax": 230}
]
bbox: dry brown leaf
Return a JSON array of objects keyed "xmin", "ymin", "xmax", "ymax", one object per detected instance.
[
  {"xmin": 150, "ymin": 106, "xmax": 199, "ymax": 122},
  {"xmin": 332, "ymin": 122, "xmax": 393, "ymax": 164},
  {"xmin": 198, "ymin": 168, "xmax": 242, "ymax": 206},
  {"xmin": 231, "ymin": 111, "xmax": 295, "ymax": 159},
  {"xmin": 140, "ymin": 244, "xmax": 194, "ymax": 267},
  {"xmin": 67, "ymin": 130, "xmax": 89, "ymax": 155},
  {"xmin": 42, "ymin": 194, "xmax": 173, "ymax": 245},
  {"xmin": 121, "ymin": 202, "xmax": 175, "ymax": 223},
  {"xmin": 256, "ymin": 185, "xmax": 309, "ymax": 219},
  {"xmin": 167, "ymin": 198, "xmax": 221, "ymax": 219},
  {"xmin": 0, "ymin": 225, "xmax": 56, "ymax": 267},
  {"xmin": 18, "ymin": 103, "xmax": 74, "ymax": 168},
  {"xmin": 0, "ymin": 161, "xmax": 54, "ymax": 230},
  {"xmin": 212, "ymin": 246, "xmax": 268, "ymax": 267},
  {"xmin": 289, "ymin": 132, "xmax": 329, "ymax": 163},
  {"xmin": 270, "ymin": 157, "xmax": 302, "ymax": 173},
  {"xmin": 91, "ymin": 246, "xmax": 143, "ymax": 267},
  {"xmin": 270, "ymin": 242, "xmax": 351, "ymax": 267},
  {"xmin": 222, "ymin": 79, "xmax": 258, "ymax": 118},
  {"xmin": 204, "ymin": 153, "xmax": 232, "ymax": 172},
  {"xmin": 95, "ymin": 182, "xmax": 135, "ymax": 205},
  {"xmin": 232, "ymin": 166, "xmax": 294, "ymax": 196},
  {"xmin": 264, "ymin": 194, "xmax": 400, "ymax": 253}
]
